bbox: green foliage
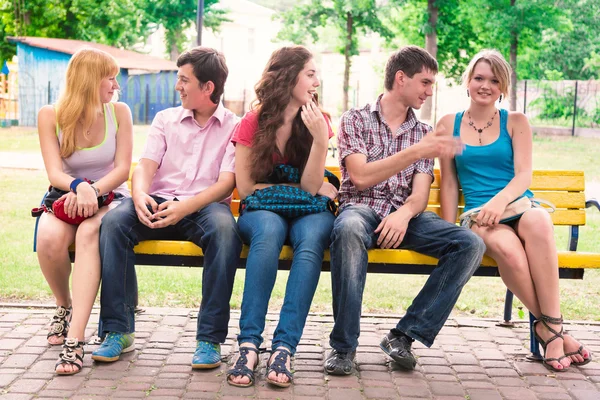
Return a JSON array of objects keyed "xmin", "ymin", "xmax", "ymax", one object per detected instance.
[
  {"xmin": 144, "ymin": 0, "xmax": 230, "ymax": 60},
  {"xmin": 517, "ymin": 0, "xmax": 600, "ymax": 80},
  {"xmin": 385, "ymin": 0, "xmax": 481, "ymax": 83},
  {"xmin": 277, "ymin": 0, "xmax": 393, "ymax": 55},
  {"xmin": 0, "ymin": 0, "xmax": 152, "ymax": 62},
  {"xmin": 0, "ymin": 0, "xmax": 230, "ymax": 63},
  {"xmin": 583, "ymin": 51, "xmax": 600, "ymax": 80}
]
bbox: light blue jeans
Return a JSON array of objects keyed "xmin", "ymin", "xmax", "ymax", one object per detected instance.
[
  {"xmin": 329, "ymin": 205, "xmax": 486, "ymax": 351},
  {"xmin": 237, "ymin": 210, "xmax": 335, "ymax": 354}
]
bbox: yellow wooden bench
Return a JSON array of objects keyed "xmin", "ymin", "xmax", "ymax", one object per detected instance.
[
  {"xmin": 132, "ymin": 167, "xmax": 600, "ymax": 276},
  {"xmin": 77, "ymin": 164, "xmax": 597, "ymax": 359}
]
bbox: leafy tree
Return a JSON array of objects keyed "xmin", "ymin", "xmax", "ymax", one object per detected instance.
[
  {"xmin": 0, "ymin": 0, "xmax": 152, "ymax": 63},
  {"xmin": 277, "ymin": 0, "xmax": 394, "ymax": 112},
  {"xmin": 144, "ymin": 0, "xmax": 230, "ymax": 61},
  {"xmin": 518, "ymin": 0, "xmax": 600, "ymax": 81}
]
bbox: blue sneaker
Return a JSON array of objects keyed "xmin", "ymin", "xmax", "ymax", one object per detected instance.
[
  {"xmin": 192, "ymin": 341, "xmax": 221, "ymax": 369},
  {"xmin": 91, "ymin": 332, "xmax": 135, "ymax": 362}
]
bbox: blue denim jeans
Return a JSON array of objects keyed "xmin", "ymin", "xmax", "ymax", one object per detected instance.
[
  {"xmin": 329, "ymin": 205, "xmax": 485, "ymax": 351},
  {"xmin": 237, "ymin": 210, "xmax": 335, "ymax": 354},
  {"xmin": 98, "ymin": 197, "xmax": 242, "ymax": 343}
]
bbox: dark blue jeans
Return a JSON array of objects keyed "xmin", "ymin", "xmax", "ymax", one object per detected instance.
[
  {"xmin": 98, "ymin": 197, "xmax": 242, "ymax": 343},
  {"xmin": 237, "ymin": 210, "xmax": 335, "ymax": 354},
  {"xmin": 329, "ymin": 205, "xmax": 485, "ymax": 351}
]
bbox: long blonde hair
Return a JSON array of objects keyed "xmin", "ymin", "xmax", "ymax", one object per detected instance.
[{"xmin": 55, "ymin": 48, "xmax": 119, "ymax": 158}]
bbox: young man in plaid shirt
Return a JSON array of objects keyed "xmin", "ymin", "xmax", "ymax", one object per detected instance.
[{"xmin": 325, "ymin": 46, "xmax": 486, "ymax": 374}]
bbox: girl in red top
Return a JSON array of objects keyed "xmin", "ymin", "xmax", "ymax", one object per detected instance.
[{"xmin": 227, "ymin": 46, "xmax": 336, "ymax": 388}]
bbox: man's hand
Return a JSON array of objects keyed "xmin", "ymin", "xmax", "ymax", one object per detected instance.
[
  {"xmin": 374, "ymin": 208, "xmax": 412, "ymax": 249},
  {"xmin": 416, "ymin": 125, "xmax": 464, "ymax": 159},
  {"xmin": 133, "ymin": 191, "xmax": 158, "ymax": 228},
  {"xmin": 317, "ymin": 181, "xmax": 338, "ymax": 200},
  {"xmin": 150, "ymin": 200, "xmax": 193, "ymax": 228}
]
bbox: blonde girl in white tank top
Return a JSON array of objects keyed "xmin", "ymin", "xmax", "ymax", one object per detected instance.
[{"xmin": 36, "ymin": 48, "xmax": 133, "ymax": 375}]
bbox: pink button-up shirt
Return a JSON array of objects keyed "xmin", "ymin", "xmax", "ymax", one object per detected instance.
[{"xmin": 141, "ymin": 104, "xmax": 239, "ymax": 201}]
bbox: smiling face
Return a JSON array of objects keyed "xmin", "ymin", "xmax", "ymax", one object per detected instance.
[
  {"xmin": 290, "ymin": 58, "xmax": 320, "ymax": 107},
  {"xmin": 99, "ymin": 75, "xmax": 119, "ymax": 103},
  {"xmin": 467, "ymin": 60, "xmax": 502, "ymax": 105},
  {"xmin": 175, "ymin": 63, "xmax": 214, "ymax": 110},
  {"xmin": 398, "ymin": 68, "xmax": 436, "ymax": 110}
]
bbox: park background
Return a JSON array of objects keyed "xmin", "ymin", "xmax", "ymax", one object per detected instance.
[{"xmin": 0, "ymin": 0, "xmax": 599, "ymax": 322}]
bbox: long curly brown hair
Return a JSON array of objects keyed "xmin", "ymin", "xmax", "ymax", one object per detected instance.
[{"xmin": 249, "ymin": 46, "xmax": 320, "ymax": 182}]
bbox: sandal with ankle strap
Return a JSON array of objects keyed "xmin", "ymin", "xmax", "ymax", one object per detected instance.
[
  {"xmin": 55, "ymin": 338, "xmax": 84, "ymax": 375},
  {"xmin": 266, "ymin": 348, "xmax": 294, "ymax": 388},
  {"xmin": 47, "ymin": 305, "xmax": 72, "ymax": 345},
  {"xmin": 533, "ymin": 314, "xmax": 569, "ymax": 372},
  {"xmin": 226, "ymin": 347, "xmax": 260, "ymax": 388}
]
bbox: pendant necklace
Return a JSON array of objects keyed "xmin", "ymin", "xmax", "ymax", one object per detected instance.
[{"xmin": 467, "ymin": 109, "xmax": 497, "ymax": 145}]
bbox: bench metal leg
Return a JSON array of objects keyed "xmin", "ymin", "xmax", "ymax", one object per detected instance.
[
  {"xmin": 497, "ymin": 289, "xmax": 515, "ymax": 327},
  {"xmin": 527, "ymin": 312, "xmax": 543, "ymax": 361}
]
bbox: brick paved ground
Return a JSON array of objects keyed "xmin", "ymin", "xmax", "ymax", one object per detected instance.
[{"xmin": 0, "ymin": 306, "xmax": 599, "ymax": 400}]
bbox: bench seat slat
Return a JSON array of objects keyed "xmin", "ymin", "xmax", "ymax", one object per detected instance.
[{"xmin": 132, "ymin": 241, "xmax": 600, "ymax": 270}]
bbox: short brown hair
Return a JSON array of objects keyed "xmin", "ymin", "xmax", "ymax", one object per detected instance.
[
  {"xmin": 177, "ymin": 47, "xmax": 228, "ymax": 104},
  {"xmin": 384, "ymin": 46, "xmax": 438, "ymax": 91},
  {"xmin": 462, "ymin": 49, "xmax": 511, "ymax": 97}
]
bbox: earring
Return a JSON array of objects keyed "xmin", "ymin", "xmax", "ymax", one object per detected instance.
[
  {"xmin": 499, "ymin": 94, "xmax": 503, "ymax": 102},
  {"xmin": 467, "ymin": 90, "xmax": 470, "ymax": 97}
]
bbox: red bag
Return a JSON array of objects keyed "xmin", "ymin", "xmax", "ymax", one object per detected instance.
[{"xmin": 32, "ymin": 181, "xmax": 115, "ymax": 225}]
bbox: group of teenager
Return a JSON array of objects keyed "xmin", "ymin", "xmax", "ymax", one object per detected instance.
[{"xmin": 36, "ymin": 43, "xmax": 591, "ymax": 386}]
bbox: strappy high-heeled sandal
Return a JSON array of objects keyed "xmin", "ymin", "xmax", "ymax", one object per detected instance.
[
  {"xmin": 533, "ymin": 314, "xmax": 569, "ymax": 372},
  {"xmin": 226, "ymin": 347, "xmax": 260, "ymax": 388},
  {"xmin": 47, "ymin": 305, "xmax": 72, "ymax": 345},
  {"xmin": 55, "ymin": 338, "xmax": 84, "ymax": 375},
  {"xmin": 266, "ymin": 348, "xmax": 293, "ymax": 388}
]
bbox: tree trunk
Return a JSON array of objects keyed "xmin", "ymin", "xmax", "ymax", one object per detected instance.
[
  {"xmin": 342, "ymin": 12, "xmax": 353, "ymax": 112},
  {"xmin": 509, "ymin": 0, "xmax": 518, "ymax": 111},
  {"xmin": 166, "ymin": 28, "xmax": 182, "ymax": 61},
  {"xmin": 422, "ymin": 0, "xmax": 438, "ymax": 122}
]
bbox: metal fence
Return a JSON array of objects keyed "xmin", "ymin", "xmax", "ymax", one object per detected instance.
[{"xmin": 517, "ymin": 80, "xmax": 600, "ymax": 134}]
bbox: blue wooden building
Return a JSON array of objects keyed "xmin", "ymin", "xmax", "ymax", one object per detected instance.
[{"xmin": 7, "ymin": 37, "xmax": 180, "ymax": 126}]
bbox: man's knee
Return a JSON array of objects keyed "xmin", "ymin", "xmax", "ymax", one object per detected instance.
[{"xmin": 332, "ymin": 210, "xmax": 373, "ymax": 244}]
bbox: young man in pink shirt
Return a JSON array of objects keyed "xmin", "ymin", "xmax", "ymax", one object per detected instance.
[{"xmin": 93, "ymin": 47, "xmax": 243, "ymax": 369}]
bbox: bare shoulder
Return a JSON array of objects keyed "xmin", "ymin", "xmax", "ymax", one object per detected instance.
[
  {"xmin": 38, "ymin": 105, "xmax": 56, "ymax": 120},
  {"xmin": 507, "ymin": 111, "xmax": 529, "ymax": 125},
  {"xmin": 435, "ymin": 113, "xmax": 457, "ymax": 136},
  {"xmin": 112, "ymin": 101, "xmax": 132, "ymax": 117}
]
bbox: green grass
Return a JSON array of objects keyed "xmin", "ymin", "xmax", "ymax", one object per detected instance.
[{"xmin": 1, "ymin": 136, "xmax": 600, "ymax": 321}]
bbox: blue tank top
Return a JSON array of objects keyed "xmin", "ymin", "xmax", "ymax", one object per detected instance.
[{"xmin": 453, "ymin": 109, "xmax": 533, "ymax": 213}]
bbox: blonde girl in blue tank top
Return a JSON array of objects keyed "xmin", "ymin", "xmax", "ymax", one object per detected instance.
[
  {"xmin": 37, "ymin": 48, "xmax": 133, "ymax": 375},
  {"xmin": 437, "ymin": 50, "xmax": 591, "ymax": 372}
]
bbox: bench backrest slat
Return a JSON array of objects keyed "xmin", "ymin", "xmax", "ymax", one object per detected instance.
[{"xmin": 128, "ymin": 164, "xmax": 586, "ymax": 225}]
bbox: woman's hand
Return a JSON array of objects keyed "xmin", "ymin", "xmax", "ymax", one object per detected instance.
[
  {"xmin": 300, "ymin": 101, "xmax": 328, "ymax": 144},
  {"xmin": 317, "ymin": 181, "xmax": 338, "ymax": 200},
  {"xmin": 476, "ymin": 196, "xmax": 509, "ymax": 228},
  {"xmin": 60, "ymin": 192, "xmax": 78, "ymax": 220},
  {"xmin": 75, "ymin": 182, "xmax": 99, "ymax": 218}
]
